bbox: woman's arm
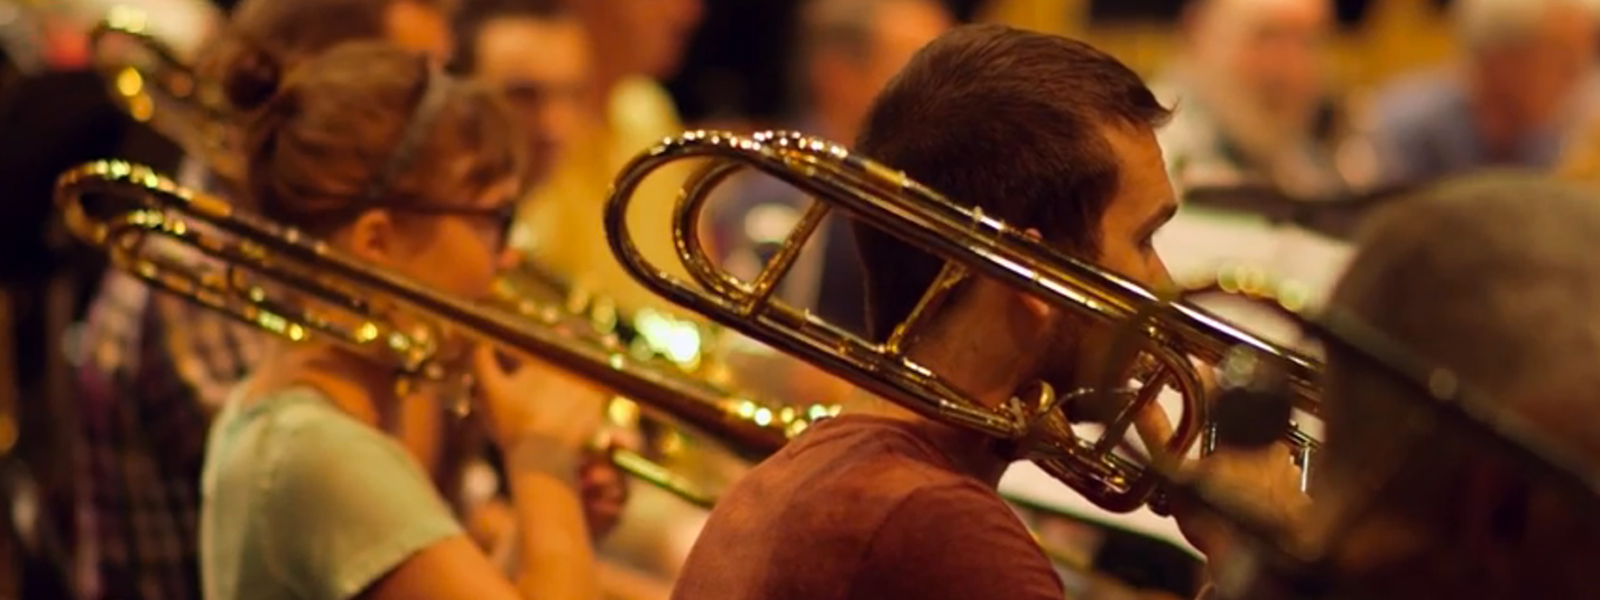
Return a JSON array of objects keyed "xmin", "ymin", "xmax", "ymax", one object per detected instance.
[
  {"xmin": 504, "ymin": 436, "xmax": 602, "ymax": 600},
  {"xmin": 470, "ymin": 347, "xmax": 611, "ymax": 600},
  {"xmin": 597, "ymin": 558, "xmax": 675, "ymax": 600},
  {"xmin": 358, "ymin": 537, "xmax": 523, "ymax": 600}
]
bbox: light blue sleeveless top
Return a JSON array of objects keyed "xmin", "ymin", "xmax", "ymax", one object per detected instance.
[{"xmin": 199, "ymin": 386, "xmax": 462, "ymax": 600}]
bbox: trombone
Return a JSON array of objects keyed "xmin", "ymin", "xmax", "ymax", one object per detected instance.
[
  {"xmin": 88, "ymin": 10, "xmax": 241, "ymax": 182},
  {"xmin": 54, "ymin": 159, "xmax": 831, "ymax": 508},
  {"xmin": 604, "ymin": 130, "xmax": 1324, "ymax": 514},
  {"xmin": 81, "ymin": 10, "xmax": 815, "ymax": 504}
]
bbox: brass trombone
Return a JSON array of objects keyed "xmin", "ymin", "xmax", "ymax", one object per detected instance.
[
  {"xmin": 80, "ymin": 11, "xmax": 798, "ymax": 501},
  {"xmin": 604, "ymin": 130, "xmax": 1324, "ymax": 514},
  {"xmin": 55, "ymin": 159, "xmax": 830, "ymax": 508},
  {"xmin": 88, "ymin": 10, "xmax": 242, "ymax": 182}
]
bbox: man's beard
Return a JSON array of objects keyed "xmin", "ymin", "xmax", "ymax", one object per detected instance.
[{"xmin": 1034, "ymin": 318, "xmax": 1086, "ymax": 409}]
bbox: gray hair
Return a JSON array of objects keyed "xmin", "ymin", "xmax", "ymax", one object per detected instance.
[
  {"xmin": 1454, "ymin": 0, "xmax": 1596, "ymax": 53},
  {"xmin": 1320, "ymin": 173, "xmax": 1600, "ymax": 517}
]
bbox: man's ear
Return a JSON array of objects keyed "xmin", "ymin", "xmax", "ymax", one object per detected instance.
[
  {"xmin": 342, "ymin": 209, "xmax": 399, "ymax": 266},
  {"xmin": 1014, "ymin": 227, "xmax": 1055, "ymax": 321}
]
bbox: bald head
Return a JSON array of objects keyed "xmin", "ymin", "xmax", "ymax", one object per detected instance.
[
  {"xmin": 1186, "ymin": 0, "xmax": 1331, "ymax": 47},
  {"xmin": 1327, "ymin": 174, "xmax": 1600, "ymax": 459},
  {"xmin": 1311, "ymin": 174, "xmax": 1600, "ymax": 599},
  {"xmin": 1455, "ymin": 0, "xmax": 1596, "ymax": 53},
  {"xmin": 1180, "ymin": 0, "xmax": 1331, "ymax": 143},
  {"xmin": 1455, "ymin": 0, "xmax": 1597, "ymax": 133}
]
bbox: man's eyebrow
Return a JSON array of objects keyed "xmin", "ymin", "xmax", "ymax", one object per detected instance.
[{"xmin": 1137, "ymin": 202, "xmax": 1179, "ymax": 239}]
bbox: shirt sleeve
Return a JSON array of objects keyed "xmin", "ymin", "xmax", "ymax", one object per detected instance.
[
  {"xmin": 255, "ymin": 403, "xmax": 463, "ymax": 600},
  {"xmin": 852, "ymin": 481, "xmax": 1065, "ymax": 600}
]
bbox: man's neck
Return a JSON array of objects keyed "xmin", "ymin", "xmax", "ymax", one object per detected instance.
[
  {"xmin": 863, "ymin": 323, "xmax": 1041, "ymax": 487},
  {"xmin": 853, "ymin": 396, "xmax": 1014, "ymax": 487}
]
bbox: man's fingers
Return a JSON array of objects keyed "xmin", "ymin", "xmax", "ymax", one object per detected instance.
[{"xmin": 1133, "ymin": 400, "xmax": 1175, "ymax": 458}]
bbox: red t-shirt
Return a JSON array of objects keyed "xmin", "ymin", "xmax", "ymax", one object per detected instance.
[{"xmin": 671, "ymin": 414, "xmax": 1066, "ymax": 600}]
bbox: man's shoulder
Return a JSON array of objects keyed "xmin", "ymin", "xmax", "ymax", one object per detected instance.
[
  {"xmin": 850, "ymin": 474, "xmax": 1064, "ymax": 600},
  {"xmin": 743, "ymin": 415, "xmax": 1012, "ymax": 529}
]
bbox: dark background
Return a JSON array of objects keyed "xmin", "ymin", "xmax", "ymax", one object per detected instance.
[{"xmin": 662, "ymin": 0, "xmax": 1422, "ymax": 124}]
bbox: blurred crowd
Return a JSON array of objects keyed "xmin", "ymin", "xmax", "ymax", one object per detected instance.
[{"xmin": 5, "ymin": 0, "xmax": 1600, "ymax": 599}]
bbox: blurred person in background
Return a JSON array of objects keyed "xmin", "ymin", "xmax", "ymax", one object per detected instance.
[
  {"xmin": 450, "ymin": 3, "xmax": 685, "ymax": 597},
  {"xmin": 512, "ymin": 0, "xmax": 705, "ymax": 314},
  {"xmin": 706, "ymin": 0, "xmax": 952, "ymax": 340},
  {"xmin": 1365, "ymin": 0, "xmax": 1599, "ymax": 186},
  {"xmin": 1153, "ymin": 0, "xmax": 1346, "ymax": 199},
  {"xmin": 450, "ymin": 0, "xmax": 588, "ymax": 183},
  {"xmin": 69, "ymin": 2, "xmax": 453, "ymax": 600},
  {"xmin": 1273, "ymin": 175, "xmax": 1600, "ymax": 600},
  {"xmin": 697, "ymin": 0, "xmax": 952, "ymax": 438},
  {"xmin": 488, "ymin": 1, "xmax": 712, "ymax": 582}
]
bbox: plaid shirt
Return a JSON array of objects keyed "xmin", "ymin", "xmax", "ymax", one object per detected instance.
[{"xmin": 71, "ymin": 161, "xmax": 269, "ymax": 600}]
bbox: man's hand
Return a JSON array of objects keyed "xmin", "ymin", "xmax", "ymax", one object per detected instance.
[
  {"xmin": 1125, "ymin": 381, "xmax": 1310, "ymax": 581},
  {"xmin": 1169, "ymin": 443, "xmax": 1309, "ymax": 569},
  {"xmin": 578, "ymin": 444, "xmax": 632, "ymax": 541}
]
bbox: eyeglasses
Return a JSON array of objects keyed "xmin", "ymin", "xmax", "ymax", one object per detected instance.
[
  {"xmin": 352, "ymin": 57, "xmax": 519, "ymax": 251},
  {"xmin": 379, "ymin": 202, "xmax": 519, "ymax": 250}
]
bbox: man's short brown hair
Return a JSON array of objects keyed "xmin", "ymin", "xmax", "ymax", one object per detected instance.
[{"xmin": 850, "ymin": 24, "xmax": 1170, "ymax": 340}]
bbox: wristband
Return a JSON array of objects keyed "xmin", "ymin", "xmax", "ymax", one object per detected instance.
[{"xmin": 506, "ymin": 433, "xmax": 582, "ymax": 489}]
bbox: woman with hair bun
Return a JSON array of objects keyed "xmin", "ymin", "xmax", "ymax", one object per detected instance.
[
  {"xmin": 71, "ymin": 3, "xmax": 458, "ymax": 600},
  {"xmin": 199, "ymin": 40, "xmax": 603, "ymax": 600}
]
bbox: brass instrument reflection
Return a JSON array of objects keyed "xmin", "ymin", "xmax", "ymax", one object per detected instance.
[
  {"xmin": 88, "ymin": 10, "xmax": 240, "ymax": 181},
  {"xmin": 603, "ymin": 130, "xmax": 1324, "ymax": 515},
  {"xmin": 53, "ymin": 159, "xmax": 832, "ymax": 510}
]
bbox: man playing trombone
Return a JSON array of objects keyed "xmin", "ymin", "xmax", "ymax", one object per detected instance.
[{"xmin": 669, "ymin": 24, "xmax": 1306, "ymax": 600}]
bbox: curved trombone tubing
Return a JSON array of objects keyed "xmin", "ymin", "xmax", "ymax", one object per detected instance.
[
  {"xmin": 605, "ymin": 130, "xmax": 1323, "ymax": 514},
  {"xmin": 88, "ymin": 12, "xmax": 242, "ymax": 182},
  {"xmin": 55, "ymin": 160, "xmax": 822, "ymax": 508}
]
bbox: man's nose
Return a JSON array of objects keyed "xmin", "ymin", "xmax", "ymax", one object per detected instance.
[{"xmin": 1152, "ymin": 256, "xmax": 1176, "ymax": 293}]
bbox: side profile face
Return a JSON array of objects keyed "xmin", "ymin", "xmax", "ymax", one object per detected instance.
[
  {"xmin": 341, "ymin": 178, "xmax": 521, "ymax": 306},
  {"xmin": 1089, "ymin": 125, "xmax": 1179, "ymax": 291},
  {"xmin": 384, "ymin": 0, "xmax": 454, "ymax": 62},
  {"xmin": 472, "ymin": 16, "xmax": 592, "ymax": 180},
  {"xmin": 1035, "ymin": 124, "xmax": 1178, "ymax": 395}
]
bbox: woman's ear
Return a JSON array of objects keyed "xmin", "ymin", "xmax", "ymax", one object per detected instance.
[{"xmin": 342, "ymin": 209, "xmax": 400, "ymax": 266}]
